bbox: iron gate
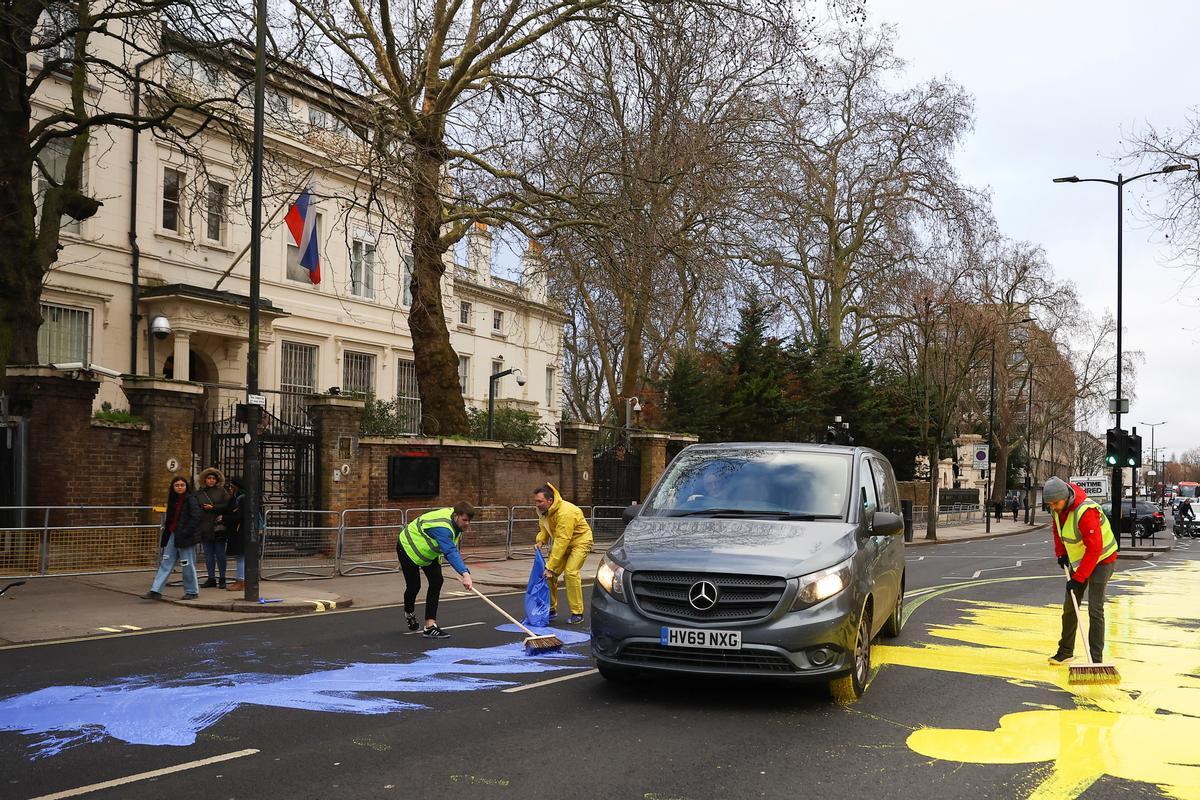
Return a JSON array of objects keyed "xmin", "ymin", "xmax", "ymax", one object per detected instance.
[
  {"xmin": 193, "ymin": 403, "xmax": 316, "ymax": 510},
  {"xmin": 0, "ymin": 415, "xmax": 29, "ymax": 529},
  {"xmin": 592, "ymin": 426, "xmax": 641, "ymax": 506}
]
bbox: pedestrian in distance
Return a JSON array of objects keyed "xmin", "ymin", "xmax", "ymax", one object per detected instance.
[
  {"xmin": 223, "ymin": 477, "xmax": 246, "ymax": 592},
  {"xmin": 196, "ymin": 467, "xmax": 230, "ymax": 588},
  {"xmin": 1010, "ymin": 496, "xmax": 1020, "ymax": 523},
  {"xmin": 1043, "ymin": 477, "xmax": 1119, "ymax": 667},
  {"xmin": 533, "ymin": 483, "xmax": 594, "ymax": 625},
  {"xmin": 142, "ymin": 476, "xmax": 203, "ymax": 601},
  {"xmin": 397, "ymin": 504, "xmax": 475, "ymax": 639}
]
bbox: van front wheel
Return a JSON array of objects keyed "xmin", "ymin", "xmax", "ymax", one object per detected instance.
[{"xmin": 829, "ymin": 608, "xmax": 872, "ymax": 703}]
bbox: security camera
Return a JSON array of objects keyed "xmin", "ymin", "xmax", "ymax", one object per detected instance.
[
  {"xmin": 513, "ymin": 368, "xmax": 526, "ymax": 387},
  {"xmin": 150, "ymin": 315, "xmax": 172, "ymax": 340},
  {"xmin": 632, "ymin": 399, "xmax": 643, "ymax": 413}
]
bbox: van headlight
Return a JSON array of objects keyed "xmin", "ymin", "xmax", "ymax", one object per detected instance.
[
  {"xmin": 596, "ymin": 554, "xmax": 627, "ymax": 602},
  {"xmin": 791, "ymin": 558, "xmax": 852, "ymax": 611}
]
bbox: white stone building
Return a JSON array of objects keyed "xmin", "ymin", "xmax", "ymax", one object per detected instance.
[{"xmin": 33, "ymin": 29, "xmax": 564, "ymax": 436}]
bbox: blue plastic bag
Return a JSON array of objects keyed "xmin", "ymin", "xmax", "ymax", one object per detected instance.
[{"xmin": 522, "ymin": 548, "xmax": 551, "ymax": 627}]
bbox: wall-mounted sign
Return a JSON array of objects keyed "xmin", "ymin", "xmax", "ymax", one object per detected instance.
[{"xmin": 166, "ymin": 458, "xmax": 179, "ymax": 472}]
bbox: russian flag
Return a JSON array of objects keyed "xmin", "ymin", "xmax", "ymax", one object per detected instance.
[{"xmin": 284, "ymin": 186, "xmax": 320, "ymax": 284}]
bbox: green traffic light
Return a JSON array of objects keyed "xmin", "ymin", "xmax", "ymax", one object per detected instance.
[{"xmin": 1106, "ymin": 456, "xmax": 1118, "ymax": 465}]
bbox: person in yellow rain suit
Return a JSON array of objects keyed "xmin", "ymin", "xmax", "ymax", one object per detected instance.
[{"xmin": 533, "ymin": 483, "xmax": 593, "ymax": 625}]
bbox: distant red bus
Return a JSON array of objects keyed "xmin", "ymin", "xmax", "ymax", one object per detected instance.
[{"xmin": 1178, "ymin": 481, "xmax": 1200, "ymax": 499}]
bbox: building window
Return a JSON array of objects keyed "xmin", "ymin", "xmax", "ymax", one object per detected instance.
[
  {"xmin": 37, "ymin": 303, "xmax": 90, "ymax": 364},
  {"xmin": 491, "ymin": 359, "xmax": 505, "ymax": 393},
  {"xmin": 458, "ymin": 355, "xmax": 470, "ymax": 396},
  {"xmin": 266, "ymin": 88, "xmax": 291, "ymax": 117},
  {"xmin": 396, "ymin": 358, "xmax": 421, "ymax": 434},
  {"xmin": 546, "ymin": 367, "xmax": 555, "ymax": 409},
  {"xmin": 42, "ymin": 4, "xmax": 77, "ymax": 64},
  {"xmin": 286, "ymin": 212, "xmax": 322, "ymax": 283},
  {"xmin": 493, "ymin": 309, "xmax": 504, "ymax": 332},
  {"xmin": 205, "ymin": 181, "xmax": 227, "ymax": 243},
  {"xmin": 402, "ymin": 254, "xmax": 413, "ymax": 307},
  {"xmin": 308, "ymin": 106, "xmax": 348, "ymax": 136},
  {"xmin": 459, "ymin": 300, "xmax": 472, "ymax": 326},
  {"xmin": 36, "ymin": 138, "xmax": 81, "ymax": 234},
  {"xmin": 280, "ymin": 341, "xmax": 317, "ymax": 427},
  {"xmin": 162, "ymin": 167, "xmax": 183, "ymax": 233},
  {"xmin": 166, "ymin": 52, "xmax": 219, "ymax": 88},
  {"xmin": 342, "ymin": 350, "xmax": 376, "ymax": 397},
  {"xmin": 351, "ymin": 237, "xmax": 375, "ymax": 298}
]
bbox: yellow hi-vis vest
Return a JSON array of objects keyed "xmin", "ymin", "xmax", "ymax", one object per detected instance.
[
  {"xmin": 398, "ymin": 508, "xmax": 461, "ymax": 567},
  {"xmin": 1054, "ymin": 498, "xmax": 1119, "ymax": 572}
]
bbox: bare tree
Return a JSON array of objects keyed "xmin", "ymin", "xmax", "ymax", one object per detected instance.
[
  {"xmin": 0, "ymin": 0, "xmax": 245, "ymax": 386},
  {"xmin": 1122, "ymin": 114, "xmax": 1200, "ymax": 272},
  {"xmin": 746, "ymin": 25, "xmax": 981, "ymax": 351},
  {"xmin": 529, "ymin": 2, "xmax": 799, "ymax": 423}
]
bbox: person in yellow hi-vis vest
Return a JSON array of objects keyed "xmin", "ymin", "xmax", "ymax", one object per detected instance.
[{"xmin": 533, "ymin": 483, "xmax": 593, "ymax": 625}]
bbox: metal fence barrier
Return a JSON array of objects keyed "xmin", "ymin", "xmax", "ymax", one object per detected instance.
[
  {"xmin": 0, "ymin": 506, "xmax": 162, "ymax": 578},
  {"xmin": 507, "ymin": 505, "xmax": 542, "ymax": 559},
  {"xmin": 339, "ymin": 508, "xmax": 404, "ymax": 576},
  {"xmin": 911, "ymin": 503, "xmax": 984, "ymax": 528},
  {"xmin": 262, "ymin": 509, "xmax": 340, "ymax": 580},
  {"xmin": 591, "ymin": 505, "xmax": 630, "ymax": 548}
]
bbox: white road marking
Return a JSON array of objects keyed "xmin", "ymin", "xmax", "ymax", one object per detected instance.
[
  {"xmin": 502, "ymin": 669, "xmax": 598, "ymax": 693},
  {"xmin": 402, "ymin": 621, "xmax": 486, "ymax": 636},
  {"xmin": 95, "ymin": 627, "xmax": 121, "ymax": 633},
  {"xmin": 27, "ymin": 748, "xmax": 260, "ymax": 800},
  {"xmin": 119, "ymin": 625, "xmax": 142, "ymax": 631}
]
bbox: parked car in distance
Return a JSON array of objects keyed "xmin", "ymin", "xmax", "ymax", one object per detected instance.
[
  {"xmin": 1099, "ymin": 500, "xmax": 1165, "ymax": 537},
  {"xmin": 590, "ymin": 443, "xmax": 906, "ymax": 701}
]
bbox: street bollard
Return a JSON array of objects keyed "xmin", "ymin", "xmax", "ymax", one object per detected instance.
[{"xmin": 901, "ymin": 499, "xmax": 914, "ymax": 543}]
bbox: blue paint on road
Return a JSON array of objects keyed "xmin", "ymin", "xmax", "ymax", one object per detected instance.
[{"xmin": 0, "ymin": 627, "xmax": 590, "ymax": 759}]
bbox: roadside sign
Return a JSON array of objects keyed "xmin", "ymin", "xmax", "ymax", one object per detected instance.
[
  {"xmin": 248, "ymin": 393, "xmax": 267, "ymax": 407},
  {"xmin": 1108, "ymin": 397, "xmax": 1130, "ymax": 414},
  {"xmin": 1070, "ymin": 475, "xmax": 1110, "ymax": 499},
  {"xmin": 974, "ymin": 445, "xmax": 989, "ymax": 467}
]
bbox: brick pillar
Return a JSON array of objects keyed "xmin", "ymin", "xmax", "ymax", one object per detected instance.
[
  {"xmin": 558, "ymin": 422, "xmax": 599, "ymax": 507},
  {"xmin": 307, "ymin": 395, "xmax": 366, "ymax": 513},
  {"xmin": 631, "ymin": 432, "xmax": 670, "ymax": 502},
  {"xmin": 6, "ymin": 367, "xmax": 100, "ymax": 508},
  {"xmin": 123, "ymin": 377, "xmax": 205, "ymax": 508}
]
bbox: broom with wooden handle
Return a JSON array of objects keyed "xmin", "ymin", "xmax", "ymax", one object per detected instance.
[
  {"xmin": 467, "ymin": 586, "xmax": 564, "ymax": 655},
  {"xmin": 1062, "ymin": 565, "xmax": 1120, "ymax": 685}
]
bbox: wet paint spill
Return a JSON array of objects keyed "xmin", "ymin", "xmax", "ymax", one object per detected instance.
[
  {"xmin": 875, "ymin": 560, "xmax": 1200, "ymax": 799},
  {"xmin": 0, "ymin": 627, "xmax": 590, "ymax": 759}
]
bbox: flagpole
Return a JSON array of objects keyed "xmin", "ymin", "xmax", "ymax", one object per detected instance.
[{"xmin": 242, "ymin": 0, "xmax": 268, "ymax": 603}]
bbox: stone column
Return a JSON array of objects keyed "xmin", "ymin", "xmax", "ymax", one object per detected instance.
[
  {"xmin": 631, "ymin": 431, "xmax": 670, "ymax": 503},
  {"xmin": 307, "ymin": 395, "xmax": 366, "ymax": 514},
  {"xmin": 558, "ymin": 422, "xmax": 599, "ymax": 507},
  {"xmin": 172, "ymin": 331, "xmax": 191, "ymax": 381},
  {"xmin": 5, "ymin": 367, "xmax": 100, "ymax": 508},
  {"xmin": 123, "ymin": 377, "xmax": 205, "ymax": 509}
]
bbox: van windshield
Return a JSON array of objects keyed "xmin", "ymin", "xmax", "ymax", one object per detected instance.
[{"xmin": 642, "ymin": 448, "xmax": 852, "ymax": 520}]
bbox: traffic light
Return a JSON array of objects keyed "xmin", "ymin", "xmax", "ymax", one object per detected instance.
[
  {"xmin": 1126, "ymin": 432, "xmax": 1142, "ymax": 468},
  {"xmin": 1106, "ymin": 428, "xmax": 1122, "ymax": 467}
]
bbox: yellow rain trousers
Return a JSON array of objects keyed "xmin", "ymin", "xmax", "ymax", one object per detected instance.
[{"xmin": 535, "ymin": 482, "xmax": 594, "ymax": 615}]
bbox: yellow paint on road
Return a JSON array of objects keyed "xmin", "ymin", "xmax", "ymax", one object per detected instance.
[{"xmin": 876, "ymin": 560, "xmax": 1200, "ymax": 799}]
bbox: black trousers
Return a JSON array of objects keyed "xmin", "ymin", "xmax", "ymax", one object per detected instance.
[
  {"xmin": 1057, "ymin": 560, "xmax": 1115, "ymax": 662},
  {"xmin": 397, "ymin": 542, "xmax": 444, "ymax": 620}
]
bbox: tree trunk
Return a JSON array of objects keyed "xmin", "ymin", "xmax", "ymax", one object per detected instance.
[
  {"xmin": 990, "ymin": 444, "xmax": 1009, "ymax": 508},
  {"xmin": 409, "ymin": 139, "xmax": 468, "ymax": 436},
  {"xmin": 0, "ymin": 40, "xmax": 41, "ymax": 389},
  {"xmin": 925, "ymin": 444, "xmax": 939, "ymax": 540}
]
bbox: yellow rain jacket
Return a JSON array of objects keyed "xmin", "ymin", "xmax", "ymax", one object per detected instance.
[{"xmin": 535, "ymin": 483, "xmax": 593, "ymax": 574}]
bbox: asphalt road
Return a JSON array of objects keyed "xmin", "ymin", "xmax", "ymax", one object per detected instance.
[{"xmin": 2, "ymin": 527, "xmax": 1197, "ymax": 800}]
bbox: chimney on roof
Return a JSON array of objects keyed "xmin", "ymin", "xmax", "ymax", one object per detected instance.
[
  {"xmin": 467, "ymin": 222, "xmax": 493, "ymax": 283},
  {"xmin": 522, "ymin": 239, "xmax": 547, "ymax": 304}
]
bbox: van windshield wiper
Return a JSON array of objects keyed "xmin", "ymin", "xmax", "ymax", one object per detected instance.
[{"xmin": 666, "ymin": 509, "xmax": 842, "ymax": 520}]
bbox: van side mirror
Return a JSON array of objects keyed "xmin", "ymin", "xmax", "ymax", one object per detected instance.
[
  {"xmin": 872, "ymin": 511, "xmax": 904, "ymax": 536},
  {"xmin": 622, "ymin": 504, "xmax": 639, "ymax": 524}
]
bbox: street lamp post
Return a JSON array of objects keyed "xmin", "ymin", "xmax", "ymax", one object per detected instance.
[
  {"xmin": 624, "ymin": 396, "xmax": 642, "ymax": 432},
  {"xmin": 1140, "ymin": 421, "xmax": 1166, "ymax": 506},
  {"xmin": 486, "ymin": 367, "xmax": 524, "ymax": 440},
  {"xmin": 1053, "ymin": 163, "xmax": 1192, "ymax": 540},
  {"xmin": 985, "ymin": 316, "xmax": 1034, "ymax": 533}
]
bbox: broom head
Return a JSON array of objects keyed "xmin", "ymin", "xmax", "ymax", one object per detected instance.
[
  {"xmin": 523, "ymin": 634, "xmax": 564, "ymax": 655},
  {"xmin": 1068, "ymin": 663, "xmax": 1120, "ymax": 686}
]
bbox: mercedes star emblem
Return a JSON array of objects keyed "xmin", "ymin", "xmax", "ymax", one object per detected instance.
[{"xmin": 688, "ymin": 580, "xmax": 719, "ymax": 611}]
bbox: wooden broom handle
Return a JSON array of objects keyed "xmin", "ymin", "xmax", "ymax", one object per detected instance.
[{"xmin": 469, "ymin": 586, "xmax": 537, "ymax": 638}]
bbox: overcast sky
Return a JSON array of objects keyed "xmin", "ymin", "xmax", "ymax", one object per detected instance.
[{"xmin": 868, "ymin": 0, "xmax": 1200, "ymax": 458}]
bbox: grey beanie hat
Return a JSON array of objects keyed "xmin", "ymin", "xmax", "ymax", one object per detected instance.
[{"xmin": 1043, "ymin": 476, "xmax": 1073, "ymax": 503}]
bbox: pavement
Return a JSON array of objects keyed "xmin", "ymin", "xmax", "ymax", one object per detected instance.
[
  {"xmin": 3, "ymin": 516, "xmax": 1177, "ymax": 647},
  {"xmin": 1, "ymin": 526, "xmax": 1195, "ymax": 800}
]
